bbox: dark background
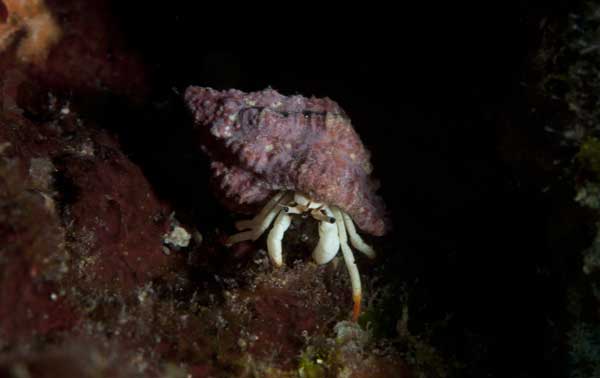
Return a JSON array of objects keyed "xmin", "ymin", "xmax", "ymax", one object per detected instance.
[{"xmin": 98, "ymin": 2, "xmax": 581, "ymax": 376}]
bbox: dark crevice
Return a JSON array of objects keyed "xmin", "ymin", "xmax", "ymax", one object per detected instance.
[{"xmin": 0, "ymin": 1, "xmax": 7, "ymax": 23}]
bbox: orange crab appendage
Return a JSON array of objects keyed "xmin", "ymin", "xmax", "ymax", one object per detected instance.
[{"xmin": 0, "ymin": 0, "xmax": 62, "ymax": 64}]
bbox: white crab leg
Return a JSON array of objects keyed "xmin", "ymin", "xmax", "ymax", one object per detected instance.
[
  {"xmin": 332, "ymin": 207, "xmax": 362, "ymax": 321},
  {"xmin": 312, "ymin": 206, "xmax": 340, "ymax": 265},
  {"xmin": 226, "ymin": 193, "xmax": 292, "ymax": 246},
  {"xmin": 235, "ymin": 191, "xmax": 286, "ymax": 231},
  {"xmin": 266, "ymin": 210, "xmax": 292, "ymax": 267},
  {"xmin": 341, "ymin": 211, "xmax": 376, "ymax": 259}
]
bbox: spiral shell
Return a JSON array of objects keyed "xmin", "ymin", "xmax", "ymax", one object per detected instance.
[{"xmin": 185, "ymin": 86, "xmax": 387, "ymax": 236}]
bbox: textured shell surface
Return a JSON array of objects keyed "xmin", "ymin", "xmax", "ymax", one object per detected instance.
[{"xmin": 184, "ymin": 86, "xmax": 387, "ymax": 236}]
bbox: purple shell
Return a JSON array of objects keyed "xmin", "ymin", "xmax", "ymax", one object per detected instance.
[{"xmin": 184, "ymin": 86, "xmax": 387, "ymax": 236}]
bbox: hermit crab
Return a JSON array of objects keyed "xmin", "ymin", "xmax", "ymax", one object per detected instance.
[{"xmin": 185, "ymin": 86, "xmax": 387, "ymax": 320}]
